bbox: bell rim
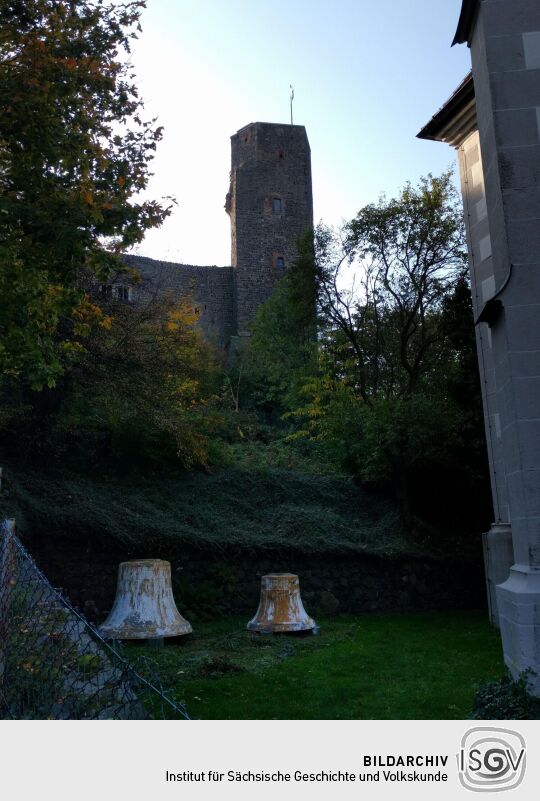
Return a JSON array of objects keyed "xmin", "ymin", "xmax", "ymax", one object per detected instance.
[
  {"xmin": 247, "ymin": 620, "xmax": 315, "ymax": 632},
  {"xmin": 99, "ymin": 621, "xmax": 193, "ymax": 639},
  {"xmin": 261, "ymin": 572, "xmax": 299, "ymax": 579}
]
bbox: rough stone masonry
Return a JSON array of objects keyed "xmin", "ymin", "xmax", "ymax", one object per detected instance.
[{"xmin": 121, "ymin": 122, "xmax": 313, "ymax": 351}]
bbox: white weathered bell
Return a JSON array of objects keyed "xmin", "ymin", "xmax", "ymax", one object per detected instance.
[
  {"xmin": 247, "ymin": 573, "xmax": 317, "ymax": 633},
  {"xmin": 99, "ymin": 559, "xmax": 192, "ymax": 640}
]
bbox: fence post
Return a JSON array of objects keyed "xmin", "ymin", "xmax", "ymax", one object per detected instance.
[{"xmin": 0, "ymin": 519, "xmax": 16, "ymax": 688}]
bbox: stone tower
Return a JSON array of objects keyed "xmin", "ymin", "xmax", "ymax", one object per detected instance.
[{"xmin": 226, "ymin": 122, "xmax": 313, "ymax": 337}]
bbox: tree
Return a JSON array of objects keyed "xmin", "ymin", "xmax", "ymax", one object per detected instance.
[
  {"xmin": 63, "ymin": 292, "xmax": 219, "ymax": 469},
  {"xmin": 294, "ymin": 173, "xmax": 473, "ymax": 526},
  {"xmin": 315, "ymin": 172, "xmax": 467, "ymax": 403},
  {"xmin": 0, "ymin": 0, "xmax": 172, "ymax": 389},
  {"xmin": 1, "ymin": 290, "xmax": 220, "ymax": 470}
]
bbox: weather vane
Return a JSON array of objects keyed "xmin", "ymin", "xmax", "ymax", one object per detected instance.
[{"xmin": 290, "ymin": 84, "xmax": 294, "ymax": 125}]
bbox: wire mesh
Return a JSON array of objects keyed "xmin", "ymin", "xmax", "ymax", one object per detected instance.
[{"xmin": 0, "ymin": 520, "xmax": 190, "ymax": 720}]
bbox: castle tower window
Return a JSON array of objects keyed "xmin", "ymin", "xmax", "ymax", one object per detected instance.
[
  {"xmin": 275, "ymin": 255, "xmax": 285, "ymax": 269},
  {"xmin": 114, "ymin": 285, "xmax": 132, "ymax": 302},
  {"xmin": 272, "ymin": 197, "xmax": 283, "ymax": 214},
  {"xmin": 99, "ymin": 284, "xmax": 113, "ymax": 299}
]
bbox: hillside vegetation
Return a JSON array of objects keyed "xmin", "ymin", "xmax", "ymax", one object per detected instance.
[{"xmin": 1, "ymin": 464, "xmax": 413, "ymax": 557}]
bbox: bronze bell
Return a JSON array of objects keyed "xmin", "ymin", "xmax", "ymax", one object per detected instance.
[
  {"xmin": 247, "ymin": 573, "xmax": 317, "ymax": 634},
  {"xmin": 99, "ymin": 559, "xmax": 192, "ymax": 641}
]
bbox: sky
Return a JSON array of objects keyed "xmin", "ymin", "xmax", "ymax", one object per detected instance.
[{"xmin": 127, "ymin": 0, "xmax": 471, "ymax": 266}]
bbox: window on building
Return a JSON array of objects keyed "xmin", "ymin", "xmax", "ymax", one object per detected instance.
[
  {"xmin": 272, "ymin": 197, "xmax": 283, "ymax": 214},
  {"xmin": 99, "ymin": 284, "xmax": 132, "ymax": 301},
  {"xmin": 275, "ymin": 256, "xmax": 285, "ymax": 269},
  {"xmin": 114, "ymin": 285, "xmax": 132, "ymax": 302}
]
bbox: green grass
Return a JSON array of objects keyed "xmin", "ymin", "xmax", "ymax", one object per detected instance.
[{"xmin": 128, "ymin": 611, "xmax": 504, "ymax": 719}]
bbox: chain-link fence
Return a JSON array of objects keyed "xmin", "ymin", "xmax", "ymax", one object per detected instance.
[{"xmin": 0, "ymin": 520, "xmax": 190, "ymax": 720}]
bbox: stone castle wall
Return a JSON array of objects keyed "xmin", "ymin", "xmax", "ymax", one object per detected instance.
[{"xmin": 124, "ymin": 255, "xmax": 234, "ymax": 349}]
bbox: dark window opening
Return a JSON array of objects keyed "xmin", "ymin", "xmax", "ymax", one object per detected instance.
[
  {"xmin": 275, "ymin": 256, "xmax": 285, "ymax": 269},
  {"xmin": 278, "ymin": 149, "xmax": 284, "ymax": 159},
  {"xmin": 272, "ymin": 197, "xmax": 283, "ymax": 214},
  {"xmin": 115, "ymin": 285, "xmax": 131, "ymax": 301}
]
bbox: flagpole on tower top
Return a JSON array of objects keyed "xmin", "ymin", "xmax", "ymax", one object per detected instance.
[{"xmin": 290, "ymin": 85, "xmax": 294, "ymax": 125}]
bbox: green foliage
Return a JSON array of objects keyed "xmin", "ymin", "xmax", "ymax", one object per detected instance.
[
  {"xmin": 0, "ymin": 1, "xmax": 220, "ymax": 474},
  {"xmin": 287, "ymin": 173, "xmax": 489, "ymax": 530},
  {"xmin": 0, "ymin": 0, "xmax": 172, "ymax": 388},
  {"xmin": 64, "ymin": 293, "xmax": 219, "ymax": 469},
  {"xmin": 0, "ymin": 293, "xmax": 220, "ymax": 470},
  {"xmin": 218, "ymin": 438, "xmax": 326, "ymax": 474},
  {"xmin": 287, "ymin": 364, "xmax": 364, "ymax": 473},
  {"xmin": 314, "ymin": 173, "xmax": 466, "ymax": 400},
  {"xmin": 350, "ymin": 396, "xmax": 458, "ymax": 483},
  {"xmin": 210, "ymin": 408, "xmax": 330, "ymax": 474},
  {"xmin": 6, "ymin": 465, "xmax": 409, "ymax": 556},
  {"xmin": 471, "ymin": 671, "xmax": 540, "ymax": 720},
  {"xmin": 241, "ymin": 229, "xmax": 317, "ymax": 412}
]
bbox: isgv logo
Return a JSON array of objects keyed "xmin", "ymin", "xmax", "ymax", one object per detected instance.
[{"xmin": 458, "ymin": 727, "xmax": 526, "ymax": 792}]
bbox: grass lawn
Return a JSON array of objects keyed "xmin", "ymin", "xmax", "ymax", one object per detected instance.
[{"xmin": 128, "ymin": 610, "xmax": 504, "ymax": 720}]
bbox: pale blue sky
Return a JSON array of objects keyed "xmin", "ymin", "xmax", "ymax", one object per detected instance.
[{"xmin": 130, "ymin": 0, "xmax": 471, "ymax": 265}]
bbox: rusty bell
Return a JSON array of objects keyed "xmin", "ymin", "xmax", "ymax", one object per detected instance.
[{"xmin": 247, "ymin": 573, "xmax": 317, "ymax": 634}]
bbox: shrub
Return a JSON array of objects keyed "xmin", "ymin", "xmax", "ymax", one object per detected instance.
[{"xmin": 471, "ymin": 671, "xmax": 540, "ymax": 720}]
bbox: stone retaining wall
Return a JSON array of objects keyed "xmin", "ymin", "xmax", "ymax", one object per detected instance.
[{"xmin": 23, "ymin": 532, "xmax": 486, "ymax": 623}]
